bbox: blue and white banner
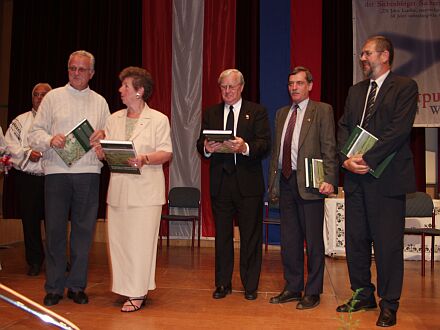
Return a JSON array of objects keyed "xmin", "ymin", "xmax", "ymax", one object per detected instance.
[{"xmin": 353, "ymin": 1, "xmax": 440, "ymax": 127}]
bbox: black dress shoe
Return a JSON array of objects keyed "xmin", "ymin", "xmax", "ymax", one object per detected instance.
[
  {"xmin": 43, "ymin": 293, "xmax": 63, "ymax": 306},
  {"xmin": 376, "ymin": 308, "xmax": 397, "ymax": 327},
  {"xmin": 27, "ymin": 264, "xmax": 41, "ymax": 276},
  {"xmin": 212, "ymin": 285, "xmax": 232, "ymax": 299},
  {"xmin": 244, "ymin": 291, "xmax": 257, "ymax": 300},
  {"xmin": 336, "ymin": 297, "xmax": 377, "ymax": 312},
  {"xmin": 67, "ymin": 290, "xmax": 88, "ymax": 304},
  {"xmin": 269, "ymin": 290, "xmax": 302, "ymax": 304},
  {"xmin": 296, "ymin": 295, "xmax": 320, "ymax": 310}
]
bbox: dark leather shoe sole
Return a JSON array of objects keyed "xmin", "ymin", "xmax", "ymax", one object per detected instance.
[
  {"xmin": 43, "ymin": 293, "xmax": 63, "ymax": 306},
  {"xmin": 212, "ymin": 286, "xmax": 232, "ymax": 299},
  {"xmin": 376, "ymin": 309, "xmax": 396, "ymax": 327},
  {"xmin": 67, "ymin": 290, "xmax": 89, "ymax": 304},
  {"xmin": 269, "ymin": 291, "xmax": 301, "ymax": 304},
  {"xmin": 336, "ymin": 299, "xmax": 377, "ymax": 313},
  {"xmin": 296, "ymin": 295, "xmax": 320, "ymax": 310}
]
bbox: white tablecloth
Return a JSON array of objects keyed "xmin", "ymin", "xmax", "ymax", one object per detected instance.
[{"xmin": 324, "ymin": 197, "xmax": 440, "ymax": 260}]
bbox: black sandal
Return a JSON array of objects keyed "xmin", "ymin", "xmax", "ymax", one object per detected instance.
[{"xmin": 121, "ymin": 295, "xmax": 147, "ymax": 312}]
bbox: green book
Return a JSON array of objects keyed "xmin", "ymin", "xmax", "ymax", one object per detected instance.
[
  {"xmin": 341, "ymin": 125, "xmax": 395, "ymax": 178},
  {"xmin": 53, "ymin": 118, "xmax": 94, "ymax": 167},
  {"xmin": 100, "ymin": 139, "xmax": 141, "ymax": 175},
  {"xmin": 305, "ymin": 158, "xmax": 324, "ymax": 188}
]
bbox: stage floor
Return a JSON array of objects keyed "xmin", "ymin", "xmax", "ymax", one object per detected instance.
[{"xmin": 0, "ymin": 242, "xmax": 439, "ymax": 329}]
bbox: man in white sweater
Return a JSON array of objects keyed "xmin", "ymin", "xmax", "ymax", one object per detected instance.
[
  {"xmin": 5, "ymin": 82, "xmax": 52, "ymax": 276},
  {"xmin": 29, "ymin": 50, "xmax": 110, "ymax": 306}
]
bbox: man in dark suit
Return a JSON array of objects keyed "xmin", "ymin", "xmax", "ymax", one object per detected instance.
[
  {"xmin": 268, "ymin": 67, "xmax": 338, "ymax": 310},
  {"xmin": 337, "ymin": 36, "xmax": 418, "ymax": 327},
  {"xmin": 196, "ymin": 69, "xmax": 270, "ymax": 300}
]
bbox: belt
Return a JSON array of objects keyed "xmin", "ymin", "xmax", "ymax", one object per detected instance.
[{"xmin": 23, "ymin": 171, "xmax": 45, "ymax": 177}]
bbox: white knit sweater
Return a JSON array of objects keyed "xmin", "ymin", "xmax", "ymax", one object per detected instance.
[{"xmin": 28, "ymin": 84, "xmax": 110, "ymax": 174}]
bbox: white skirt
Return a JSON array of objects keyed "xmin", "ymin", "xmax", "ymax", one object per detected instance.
[{"xmin": 107, "ymin": 205, "xmax": 161, "ymax": 297}]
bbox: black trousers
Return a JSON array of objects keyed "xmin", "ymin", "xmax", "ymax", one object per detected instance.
[
  {"xmin": 16, "ymin": 170, "xmax": 45, "ymax": 267},
  {"xmin": 211, "ymin": 170, "xmax": 263, "ymax": 293},
  {"xmin": 279, "ymin": 173, "xmax": 325, "ymax": 295},
  {"xmin": 345, "ymin": 181, "xmax": 405, "ymax": 312}
]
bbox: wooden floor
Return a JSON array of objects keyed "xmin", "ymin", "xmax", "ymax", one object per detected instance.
[{"xmin": 0, "ymin": 242, "xmax": 439, "ymax": 330}]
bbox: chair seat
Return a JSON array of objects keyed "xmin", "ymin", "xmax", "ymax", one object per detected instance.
[
  {"xmin": 404, "ymin": 228, "xmax": 440, "ymax": 235},
  {"xmin": 263, "ymin": 217, "xmax": 280, "ymax": 225},
  {"xmin": 161, "ymin": 215, "xmax": 198, "ymax": 222}
]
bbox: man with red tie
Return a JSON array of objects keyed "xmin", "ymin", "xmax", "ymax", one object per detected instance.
[{"xmin": 268, "ymin": 66, "xmax": 338, "ymax": 310}]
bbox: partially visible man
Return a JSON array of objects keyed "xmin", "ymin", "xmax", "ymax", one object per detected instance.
[
  {"xmin": 196, "ymin": 69, "xmax": 270, "ymax": 300},
  {"xmin": 268, "ymin": 67, "xmax": 338, "ymax": 310},
  {"xmin": 29, "ymin": 50, "xmax": 110, "ymax": 306},
  {"xmin": 337, "ymin": 36, "xmax": 418, "ymax": 327},
  {"xmin": 5, "ymin": 82, "xmax": 52, "ymax": 276}
]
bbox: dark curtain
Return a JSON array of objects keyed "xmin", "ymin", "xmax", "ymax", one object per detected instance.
[
  {"xmin": 321, "ymin": 0, "xmax": 425, "ymax": 191},
  {"xmin": 235, "ymin": 0, "xmax": 260, "ymax": 103},
  {"xmin": 4, "ymin": 0, "xmax": 142, "ymax": 218}
]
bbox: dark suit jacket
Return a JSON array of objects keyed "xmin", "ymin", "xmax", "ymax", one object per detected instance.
[
  {"xmin": 196, "ymin": 100, "xmax": 271, "ymax": 197},
  {"xmin": 268, "ymin": 100, "xmax": 338, "ymax": 201},
  {"xmin": 337, "ymin": 71, "xmax": 419, "ymax": 196}
]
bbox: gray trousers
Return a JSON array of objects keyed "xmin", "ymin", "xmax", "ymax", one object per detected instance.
[{"xmin": 44, "ymin": 173, "xmax": 100, "ymax": 294}]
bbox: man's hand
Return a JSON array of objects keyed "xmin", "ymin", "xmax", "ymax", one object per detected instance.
[
  {"xmin": 90, "ymin": 129, "xmax": 105, "ymax": 147},
  {"xmin": 222, "ymin": 137, "xmax": 247, "ymax": 153},
  {"xmin": 343, "ymin": 155, "xmax": 370, "ymax": 174},
  {"xmin": 204, "ymin": 139, "xmax": 224, "ymax": 153},
  {"xmin": 319, "ymin": 182, "xmax": 334, "ymax": 195},
  {"xmin": 50, "ymin": 134, "xmax": 66, "ymax": 148},
  {"xmin": 29, "ymin": 150, "xmax": 43, "ymax": 162}
]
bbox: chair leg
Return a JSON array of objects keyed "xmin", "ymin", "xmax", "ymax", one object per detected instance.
[
  {"xmin": 422, "ymin": 234, "xmax": 426, "ymax": 276},
  {"xmin": 197, "ymin": 219, "xmax": 201, "ymax": 248},
  {"xmin": 431, "ymin": 236, "xmax": 435, "ymax": 272},
  {"xmin": 167, "ymin": 221, "xmax": 170, "ymax": 247},
  {"xmin": 265, "ymin": 223, "xmax": 269, "ymax": 252},
  {"xmin": 192, "ymin": 220, "xmax": 195, "ymax": 249}
]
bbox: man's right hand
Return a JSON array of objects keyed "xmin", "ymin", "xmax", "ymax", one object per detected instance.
[
  {"xmin": 50, "ymin": 134, "xmax": 66, "ymax": 148},
  {"xmin": 343, "ymin": 155, "xmax": 370, "ymax": 174},
  {"xmin": 29, "ymin": 150, "xmax": 43, "ymax": 162}
]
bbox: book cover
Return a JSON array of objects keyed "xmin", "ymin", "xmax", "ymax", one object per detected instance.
[
  {"xmin": 305, "ymin": 158, "xmax": 324, "ymax": 188},
  {"xmin": 341, "ymin": 125, "xmax": 395, "ymax": 178},
  {"xmin": 53, "ymin": 118, "xmax": 94, "ymax": 167},
  {"xmin": 100, "ymin": 139, "xmax": 140, "ymax": 174},
  {"xmin": 203, "ymin": 129, "xmax": 234, "ymax": 142}
]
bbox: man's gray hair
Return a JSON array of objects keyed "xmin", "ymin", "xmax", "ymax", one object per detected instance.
[{"xmin": 68, "ymin": 50, "xmax": 96, "ymax": 71}]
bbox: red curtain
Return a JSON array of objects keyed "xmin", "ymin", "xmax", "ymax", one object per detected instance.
[
  {"xmin": 201, "ymin": 0, "xmax": 236, "ymax": 237},
  {"xmin": 142, "ymin": 0, "xmax": 173, "ymax": 203},
  {"xmin": 290, "ymin": 0, "xmax": 322, "ymax": 101}
]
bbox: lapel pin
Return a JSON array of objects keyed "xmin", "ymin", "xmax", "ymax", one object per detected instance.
[{"xmin": 245, "ymin": 114, "xmax": 250, "ymax": 120}]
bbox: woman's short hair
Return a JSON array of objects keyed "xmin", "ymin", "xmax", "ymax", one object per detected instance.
[{"xmin": 119, "ymin": 66, "xmax": 154, "ymax": 101}]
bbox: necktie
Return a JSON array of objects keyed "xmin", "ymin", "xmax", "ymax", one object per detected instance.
[
  {"xmin": 281, "ymin": 104, "xmax": 299, "ymax": 179},
  {"xmin": 362, "ymin": 81, "xmax": 377, "ymax": 128},
  {"xmin": 223, "ymin": 105, "xmax": 235, "ymax": 173}
]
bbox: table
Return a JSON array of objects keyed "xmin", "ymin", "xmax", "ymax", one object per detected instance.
[{"xmin": 324, "ymin": 197, "xmax": 440, "ymax": 260}]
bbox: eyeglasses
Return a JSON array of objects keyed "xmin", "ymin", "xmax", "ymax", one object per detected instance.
[
  {"xmin": 359, "ymin": 50, "xmax": 384, "ymax": 58},
  {"xmin": 32, "ymin": 92, "xmax": 47, "ymax": 97},
  {"xmin": 220, "ymin": 84, "xmax": 241, "ymax": 91},
  {"xmin": 68, "ymin": 66, "xmax": 91, "ymax": 74},
  {"xmin": 287, "ymin": 81, "xmax": 306, "ymax": 87}
]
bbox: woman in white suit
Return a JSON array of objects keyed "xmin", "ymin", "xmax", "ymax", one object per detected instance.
[{"xmin": 97, "ymin": 67, "xmax": 172, "ymax": 312}]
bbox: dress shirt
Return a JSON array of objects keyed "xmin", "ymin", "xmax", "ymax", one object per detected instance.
[
  {"xmin": 359, "ymin": 70, "xmax": 390, "ymax": 127},
  {"xmin": 278, "ymin": 99, "xmax": 308, "ymax": 170}
]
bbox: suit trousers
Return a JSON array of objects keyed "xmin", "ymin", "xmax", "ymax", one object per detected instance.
[
  {"xmin": 16, "ymin": 169, "xmax": 45, "ymax": 267},
  {"xmin": 211, "ymin": 170, "xmax": 263, "ymax": 293},
  {"xmin": 279, "ymin": 173, "xmax": 325, "ymax": 295},
  {"xmin": 345, "ymin": 181, "xmax": 405, "ymax": 311},
  {"xmin": 44, "ymin": 173, "xmax": 100, "ymax": 294}
]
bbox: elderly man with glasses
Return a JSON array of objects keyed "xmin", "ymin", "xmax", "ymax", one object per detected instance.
[{"xmin": 29, "ymin": 50, "xmax": 110, "ymax": 307}]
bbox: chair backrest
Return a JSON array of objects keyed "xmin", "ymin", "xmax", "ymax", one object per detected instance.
[
  {"xmin": 168, "ymin": 187, "xmax": 200, "ymax": 209},
  {"xmin": 405, "ymin": 192, "xmax": 434, "ymax": 218}
]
